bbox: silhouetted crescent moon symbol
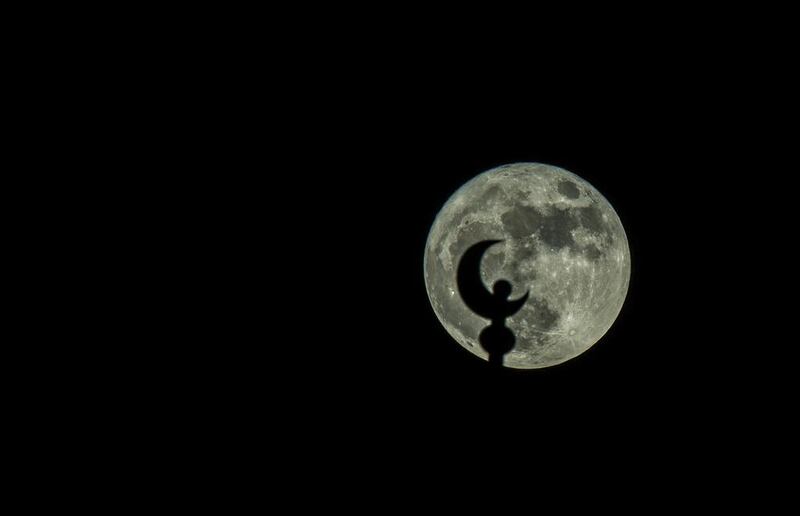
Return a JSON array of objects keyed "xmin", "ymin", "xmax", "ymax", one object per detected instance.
[{"xmin": 457, "ymin": 239, "xmax": 529, "ymax": 320}]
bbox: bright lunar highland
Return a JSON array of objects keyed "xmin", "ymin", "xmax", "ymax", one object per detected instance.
[{"xmin": 424, "ymin": 163, "xmax": 631, "ymax": 369}]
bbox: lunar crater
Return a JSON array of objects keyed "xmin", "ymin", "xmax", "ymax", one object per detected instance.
[{"xmin": 557, "ymin": 180, "xmax": 581, "ymax": 199}]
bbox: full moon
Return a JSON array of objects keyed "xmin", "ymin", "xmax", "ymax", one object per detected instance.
[{"xmin": 424, "ymin": 163, "xmax": 631, "ymax": 369}]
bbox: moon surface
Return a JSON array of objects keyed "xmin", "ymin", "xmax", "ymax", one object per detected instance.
[{"xmin": 424, "ymin": 163, "xmax": 630, "ymax": 369}]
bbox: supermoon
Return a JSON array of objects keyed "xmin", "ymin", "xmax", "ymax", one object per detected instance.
[{"xmin": 424, "ymin": 163, "xmax": 631, "ymax": 369}]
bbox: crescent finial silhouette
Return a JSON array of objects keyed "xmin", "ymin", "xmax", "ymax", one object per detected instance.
[{"xmin": 456, "ymin": 239, "xmax": 529, "ymax": 321}]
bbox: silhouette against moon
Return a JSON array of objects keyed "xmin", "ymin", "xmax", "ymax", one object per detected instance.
[
  {"xmin": 424, "ymin": 163, "xmax": 630, "ymax": 369},
  {"xmin": 457, "ymin": 240, "xmax": 528, "ymax": 366}
]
